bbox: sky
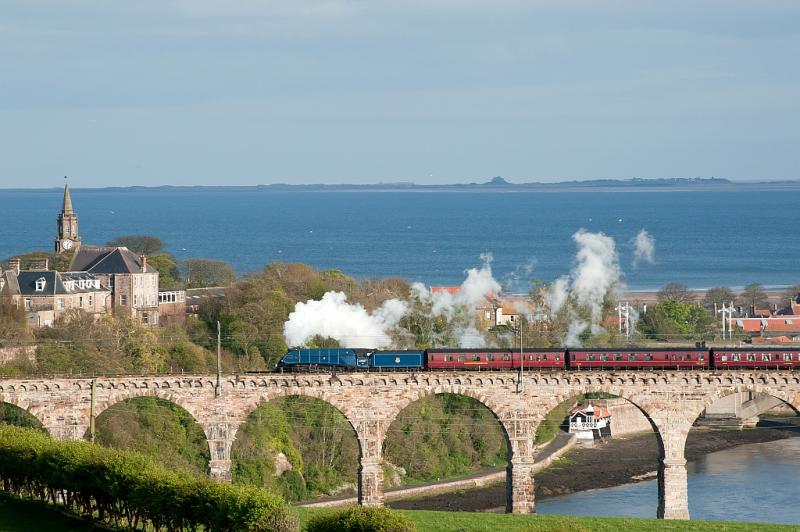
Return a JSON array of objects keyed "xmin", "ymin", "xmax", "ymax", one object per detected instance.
[{"xmin": 1, "ymin": 1, "xmax": 799, "ymax": 188}]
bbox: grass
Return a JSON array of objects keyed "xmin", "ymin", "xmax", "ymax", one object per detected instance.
[
  {"xmin": 0, "ymin": 495, "xmax": 97, "ymax": 532},
  {"xmin": 295, "ymin": 508, "xmax": 796, "ymax": 532}
]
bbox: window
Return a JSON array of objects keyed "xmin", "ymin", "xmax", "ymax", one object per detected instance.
[
  {"xmin": 57, "ymin": 298, "xmax": 64, "ymax": 310},
  {"xmin": 542, "ymin": 354, "xmax": 548, "ymax": 360},
  {"xmin": 614, "ymin": 354, "xmax": 623, "ymax": 361},
  {"xmin": 120, "ymin": 295, "xmax": 127, "ymax": 306},
  {"xmin": 485, "ymin": 311, "xmax": 491, "ymax": 320},
  {"xmin": 79, "ymin": 296, "xmax": 84, "ymax": 307},
  {"xmin": 628, "ymin": 354, "xmax": 637, "ymax": 361},
  {"xmin": 487, "ymin": 354, "xmax": 495, "ymax": 361},
  {"xmin": 35, "ymin": 277, "xmax": 46, "ymax": 292},
  {"xmin": 732, "ymin": 354, "xmax": 740, "ymax": 361},
  {"xmin": 644, "ymin": 354, "xmax": 653, "ymax": 361},
  {"xmin": 502, "ymin": 354, "xmax": 511, "ymax": 361},
  {"xmin": 762, "ymin": 354, "xmax": 771, "ymax": 361},
  {"xmin": 721, "ymin": 354, "xmax": 728, "ymax": 362},
  {"xmin": 458, "ymin": 354, "xmax": 466, "ymax": 362},
  {"xmin": 600, "ymin": 354, "xmax": 608, "ymax": 361},
  {"xmin": 142, "ymin": 312, "xmax": 149, "ymax": 324},
  {"xmin": 587, "ymin": 354, "xmax": 595, "ymax": 361},
  {"xmin": 472, "ymin": 354, "xmax": 480, "ymax": 362},
  {"xmin": 687, "ymin": 354, "xmax": 692, "ymax": 360},
  {"xmin": 784, "ymin": 354, "xmax": 793, "ymax": 361},
  {"xmin": 88, "ymin": 296, "xmax": 93, "ymax": 306},
  {"xmin": 24, "ymin": 298, "xmax": 31, "ymax": 310},
  {"xmin": 699, "ymin": 355, "xmax": 705, "ymax": 361},
  {"xmin": 445, "ymin": 355, "xmax": 453, "ymax": 362},
  {"xmin": 747, "ymin": 354, "xmax": 756, "ymax": 361}
]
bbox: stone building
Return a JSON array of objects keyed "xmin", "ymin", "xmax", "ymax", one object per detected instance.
[
  {"xmin": 0, "ymin": 261, "xmax": 110, "ymax": 328},
  {"xmin": 70, "ymin": 247, "xmax": 160, "ymax": 325}
]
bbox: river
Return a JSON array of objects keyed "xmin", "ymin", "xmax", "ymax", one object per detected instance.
[{"xmin": 537, "ymin": 437, "xmax": 800, "ymax": 525}]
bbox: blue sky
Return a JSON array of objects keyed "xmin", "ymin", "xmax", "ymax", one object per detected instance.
[{"xmin": 1, "ymin": 1, "xmax": 798, "ymax": 187}]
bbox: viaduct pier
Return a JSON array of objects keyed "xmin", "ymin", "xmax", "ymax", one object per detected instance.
[{"xmin": 2, "ymin": 370, "xmax": 800, "ymax": 520}]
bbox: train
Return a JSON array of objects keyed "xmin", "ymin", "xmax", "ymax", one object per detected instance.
[{"xmin": 277, "ymin": 346, "xmax": 800, "ymax": 371}]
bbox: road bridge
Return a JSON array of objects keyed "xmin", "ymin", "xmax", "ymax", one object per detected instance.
[{"xmin": 2, "ymin": 370, "xmax": 800, "ymax": 520}]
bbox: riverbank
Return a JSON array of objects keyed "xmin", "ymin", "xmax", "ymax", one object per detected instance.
[{"xmin": 389, "ymin": 418, "xmax": 800, "ymax": 512}]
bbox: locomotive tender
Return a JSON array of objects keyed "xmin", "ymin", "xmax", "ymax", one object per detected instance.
[{"xmin": 278, "ymin": 346, "xmax": 800, "ymax": 371}]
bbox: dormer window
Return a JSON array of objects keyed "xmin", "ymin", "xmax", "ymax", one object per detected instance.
[{"xmin": 35, "ymin": 277, "xmax": 46, "ymax": 292}]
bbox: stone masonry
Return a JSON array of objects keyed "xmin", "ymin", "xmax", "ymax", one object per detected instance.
[{"xmin": 3, "ymin": 371, "xmax": 800, "ymax": 519}]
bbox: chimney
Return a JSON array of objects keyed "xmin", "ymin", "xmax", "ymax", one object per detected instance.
[
  {"xmin": 141, "ymin": 255, "xmax": 147, "ymax": 272},
  {"xmin": 28, "ymin": 258, "xmax": 49, "ymax": 271},
  {"xmin": 8, "ymin": 257, "xmax": 21, "ymax": 274}
]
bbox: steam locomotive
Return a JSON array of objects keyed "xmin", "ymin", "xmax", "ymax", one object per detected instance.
[{"xmin": 277, "ymin": 346, "xmax": 800, "ymax": 371}]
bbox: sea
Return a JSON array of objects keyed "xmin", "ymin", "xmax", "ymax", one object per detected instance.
[{"xmin": 1, "ymin": 187, "xmax": 798, "ymax": 290}]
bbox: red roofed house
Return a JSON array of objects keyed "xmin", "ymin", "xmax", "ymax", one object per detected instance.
[{"xmin": 569, "ymin": 403, "xmax": 612, "ymax": 442}]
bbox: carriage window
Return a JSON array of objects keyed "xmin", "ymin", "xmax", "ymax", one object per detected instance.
[
  {"xmin": 721, "ymin": 355, "xmax": 728, "ymax": 361},
  {"xmin": 762, "ymin": 354, "xmax": 771, "ymax": 361},
  {"xmin": 587, "ymin": 354, "xmax": 595, "ymax": 361},
  {"xmin": 732, "ymin": 354, "xmax": 740, "ymax": 361},
  {"xmin": 487, "ymin": 354, "xmax": 495, "ymax": 361},
  {"xmin": 472, "ymin": 354, "xmax": 480, "ymax": 362},
  {"xmin": 615, "ymin": 354, "xmax": 623, "ymax": 361},
  {"xmin": 555, "ymin": 355, "xmax": 561, "ymax": 361},
  {"xmin": 600, "ymin": 354, "xmax": 608, "ymax": 361},
  {"xmin": 644, "ymin": 354, "xmax": 653, "ymax": 361},
  {"xmin": 502, "ymin": 354, "xmax": 511, "ymax": 361},
  {"xmin": 699, "ymin": 355, "xmax": 705, "ymax": 360},
  {"xmin": 747, "ymin": 354, "xmax": 756, "ymax": 361},
  {"xmin": 687, "ymin": 354, "xmax": 692, "ymax": 360},
  {"xmin": 458, "ymin": 354, "xmax": 466, "ymax": 362},
  {"xmin": 628, "ymin": 354, "xmax": 637, "ymax": 361},
  {"xmin": 784, "ymin": 354, "xmax": 793, "ymax": 361},
  {"xmin": 445, "ymin": 355, "xmax": 453, "ymax": 362},
  {"xmin": 570, "ymin": 354, "xmax": 576, "ymax": 361},
  {"xmin": 542, "ymin": 354, "xmax": 548, "ymax": 360}
]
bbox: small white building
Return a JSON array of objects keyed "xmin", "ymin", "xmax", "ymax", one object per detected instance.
[{"xmin": 569, "ymin": 403, "xmax": 612, "ymax": 442}]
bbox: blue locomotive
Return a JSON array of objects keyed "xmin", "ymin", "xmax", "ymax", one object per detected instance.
[{"xmin": 277, "ymin": 348, "xmax": 424, "ymax": 371}]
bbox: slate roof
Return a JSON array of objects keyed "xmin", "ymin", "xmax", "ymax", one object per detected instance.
[
  {"xmin": 71, "ymin": 246, "xmax": 154, "ymax": 274},
  {"xmin": 16, "ymin": 271, "xmax": 68, "ymax": 296}
]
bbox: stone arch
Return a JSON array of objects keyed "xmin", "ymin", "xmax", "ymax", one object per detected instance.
[
  {"xmin": 0, "ymin": 399, "xmax": 47, "ymax": 431},
  {"xmin": 92, "ymin": 389, "xmax": 204, "ymax": 423},
  {"xmin": 381, "ymin": 385, "xmax": 520, "ymax": 511},
  {"xmin": 229, "ymin": 389, "xmax": 363, "ymax": 502}
]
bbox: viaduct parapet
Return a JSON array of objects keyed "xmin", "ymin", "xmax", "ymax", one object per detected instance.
[{"xmin": 3, "ymin": 371, "xmax": 800, "ymax": 520}]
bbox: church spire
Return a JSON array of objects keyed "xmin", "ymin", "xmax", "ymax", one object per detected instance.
[{"xmin": 62, "ymin": 176, "xmax": 73, "ymax": 214}]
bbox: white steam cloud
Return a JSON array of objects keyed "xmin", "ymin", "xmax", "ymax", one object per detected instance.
[
  {"xmin": 284, "ymin": 291, "xmax": 408, "ymax": 348},
  {"xmin": 545, "ymin": 229, "xmax": 624, "ymax": 346},
  {"xmin": 632, "ymin": 229, "xmax": 655, "ymax": 266},
  {"xmin": 412, "ymin": 253, "xmax": 502, "ymax": 347}
]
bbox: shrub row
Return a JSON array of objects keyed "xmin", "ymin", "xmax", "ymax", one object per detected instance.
[
  {"xmin": 306, "ymin": 506, "xmax": 416, "ymax": 532},
  {"xmin": 0, "ymin": 425, "xmax": 296, "ymax": 531}
]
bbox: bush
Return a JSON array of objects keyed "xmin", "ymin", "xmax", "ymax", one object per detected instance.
[
  {"xmin": 0, "ymin": 425, "xmax": 297, "ymax": 532},
  {"xmin": 305, "ymin": 506, "xmax": 416, "ymax": 532}
]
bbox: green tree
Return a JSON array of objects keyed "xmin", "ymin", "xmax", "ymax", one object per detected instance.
[
  {"xmin": 184, "ymin": 258, "xmax": 237, "ymax": 288},
  {"xmin": 784, "ymin": 284, "xmax": 800, "ymax": 305},
  {"xmin": 148, "ymin": 252, "xmax": 181, "ymax": 289},
  {"xmin": 638, "ymin": 300, "xmax": 715, "ymax": 341},
  {"xmin": 107, "ymin": 235, "xmax": 165, "ymax": 255}
]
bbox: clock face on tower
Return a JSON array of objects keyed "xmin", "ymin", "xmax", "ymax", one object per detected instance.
[{"xmin": 61, "ymin": 239, "xmax": 73, "ymax": 250}]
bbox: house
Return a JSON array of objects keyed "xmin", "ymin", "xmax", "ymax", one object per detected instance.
[
  {"xmin": 569, "ymin": 403, "xmax": 612, "ymax": 442},
  {"xmin": 0, "ymin": 261, "xmax": 110, "ymax": 328},
  {"xmin": 70, "ymin": 246, "xmax": 160, "ymax": 326}
]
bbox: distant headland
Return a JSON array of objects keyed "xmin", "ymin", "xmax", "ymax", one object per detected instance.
[{"xmin": 6, "ymin": 176, "xmax": 800, "ymax": 192}]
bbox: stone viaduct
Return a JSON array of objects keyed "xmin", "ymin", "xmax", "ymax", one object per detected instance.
[{"xmin": 2, "ymin": 370, "xmax": 800, "ymax": 520}]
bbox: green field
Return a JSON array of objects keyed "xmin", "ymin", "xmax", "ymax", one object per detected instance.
[{"xmin": 296, "ymin": 508, "xmax": 795, "ymax": 532}]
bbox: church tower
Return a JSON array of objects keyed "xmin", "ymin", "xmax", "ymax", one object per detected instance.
[{"xmin": 55, "ymin": 179, "xmax": 80, "ymax": 254}]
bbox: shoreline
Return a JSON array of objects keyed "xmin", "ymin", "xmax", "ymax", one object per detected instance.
[{"xmin": 388, "ymin": 418, "xmax": 800, "ymax": 512}]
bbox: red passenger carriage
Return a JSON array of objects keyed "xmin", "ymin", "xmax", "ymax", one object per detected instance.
[
  {"xmin": 712, "ymin": 348, "xmax": 800, "ymax": 370},
  {"xmin": 425, "ymin": 348, "xmax": 566, "ymax": 370},
  {"xmin": 568, "ymin": 348, "xmax": 709, "ymax": 370}
]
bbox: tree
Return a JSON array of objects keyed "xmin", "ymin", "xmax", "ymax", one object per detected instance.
[
  {"xmin": 184, "ymin": 258, "xmax": 236, "ymax": 288},
  {"xmin": 638, "ymin": 300, "xmax": 715, "ymax": 341},
  {"xmin": 784, "ymin": 284, "xmax": 800, "ymax": 305},
  {"xmin": 703, "ymin": 286, "xmax": 735, "ymax": 310},
  {"xmin": 107, "ymin": 235, "xmax": 165, "ymax": 255},
  {"xmin": 657, "ymin": 282, "xmax": 694, "ymax": 303},
  {"xmin": 740, "ymin": 282, "xmax": 768, "ymax": 310},
  {"xmin": 147, "ymin": 253, "xmax": 181, "ymax": 289}
]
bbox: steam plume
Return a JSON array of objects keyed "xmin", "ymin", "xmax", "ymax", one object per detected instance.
[
  {"xmin": 284, "ymin": 291, "xmax": 408, "ymax": 348},
  {"xmin": 632, "ymin": 229, "xmax": 655, "ymax": 266}
]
